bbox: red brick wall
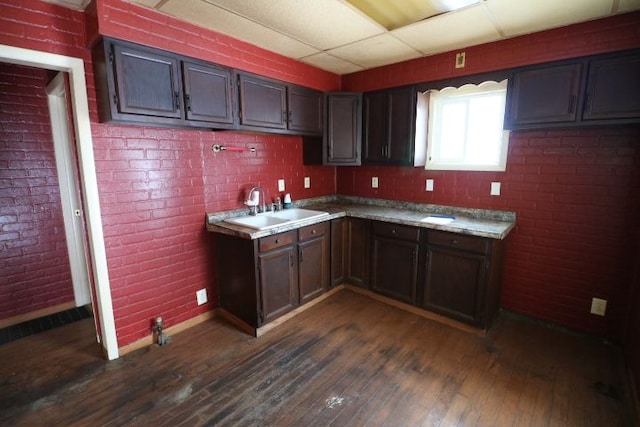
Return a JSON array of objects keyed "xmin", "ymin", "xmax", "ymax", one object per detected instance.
[
  {"xmin": 0, "ymin": 63, "xmax": 75, "ymax": 320},
  {"xmin": 0, "ymin": 0, "xmax": 338, "ymax": 347}
]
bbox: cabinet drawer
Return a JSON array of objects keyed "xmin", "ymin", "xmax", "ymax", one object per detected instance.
[
  {"xmin": 373, "ymin": 222, "xmax": 420, "ymax": 242},
  {"xmin": 298, "ymin": 222, "xmax": 328, "ymax": 242},
  {"xmin": 259, "ymin": 231, "xmax": 296, "ymax": 252},
  {"xmin": 428, "ymin": 231, "xmax": 488, "ymax": 254}
]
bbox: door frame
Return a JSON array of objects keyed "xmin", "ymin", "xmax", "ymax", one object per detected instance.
[{"xmin": 1, "ymin": 44, "xmax": 119, "ymax": 360}]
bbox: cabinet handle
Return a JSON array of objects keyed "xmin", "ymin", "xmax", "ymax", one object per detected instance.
[
  {"xmin": 311, "ymin": 229, "xmax": 316, "ymax": 234},
  {"xmin": 584, "ymin": 93, "xmax": 592, "ymax": 113},
  {"xmin": 282, "ymin": 111, "xmax": 287, "ymax": 123},
  {"xmin": 275, "ymin": 239, "xmax": 280, "ymax": 244},
  {"xmin": 185, "ymin": 94, "xmax": 191, "ymax": 112},
  {"xmin": 391, "ymin": 229, "xmax": 396, "ymax": 234},
  {"xmin": 299, "ymin": 248, "xmax": 303, "ymax": 263},
  {"xmin": 174, "ymin": 92, "xmax": 180, "ymax": 110},
  {"xmin": 451, "ymin": 239, "xmax": 459, "ymax": 245},
  {"xmin": 290, "ymin": 253, "xmax": 294, "ymax": 266},
  {"xmin": 288, "ymin": 110, "xmax": 292, "ymax": 123}
]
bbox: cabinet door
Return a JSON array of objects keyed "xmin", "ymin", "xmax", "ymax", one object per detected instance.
[
  {"xmin": 423, "ymin": 245, "xmax": 486, "ymax": 326},
  {"xmin": 258, "ymin": 245, "xmax": 298, "ymax": 324},
  {"xmin": 330, "ymin": 218, "xmax": 346, "ymax": 288},
  {"xmin": 507, "ymin": 63, "xmax": 582, "ymax": 127},
  {"xmin": 371, "ymin": 234, "xmax": 419, "ymax": 304},
  {"xmin": 182, "ymin": 61, "xmax": 234, "ymax": 126},
  {"xmin": 583, "ymin": 53, "xmax": 640, "ymax": 121},
  {"xmin": 386, "ymin": 87, "xmax": 415, "ymax": 164},
  {"xmin": 299, "ymin": 234, "xmax": 329, "ymax": 304},
  {"xmin": 324, "ymin": 93, "xmax": 362, "ymax": 165},
  {"xmin": 112, "ymin": 43, "xmax": 182, "ymax": 119},
  {"xmin": 238, "ymin": 74, "xmax": 287, "ymax": 129},
  {"xmin": 345, "ymin": 218, "xmax": 369, "ymax": 288},
  {"xmin": 363, "ymin": 91, "xmax": 387, "ymax": 163},
  {"xmin": 288, "ymin": 86, "xmax": 323, "ymax": 135}
]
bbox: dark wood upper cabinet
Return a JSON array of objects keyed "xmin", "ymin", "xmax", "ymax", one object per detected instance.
[
  {"xmin": 288, "ymin": 86, "xmax": 323, "ymax": 135},
  {"xmin": 506, "ymin": 62, "xmax": 583, "ymax": 128},
  {"xmin": 237, "ymin": 73, "xmax": 288, "ymax": 130},
  {"xmin": 182, "ymin": 61, "xmax": 234, "ymax": 126},
  {"xmin": 583, "ymin": 52, "xmax": 640, "ymax": 121},
  {"xmin": 363, "ymin": 87, "xmax": 418, "ymax": 166},
  {"xmin": 324, "ymin": 93, "xmax": 362, "ymax": 166},
  {"xmin": 110, "ymin": 41, "xmax": 183, "ymax": 120}
]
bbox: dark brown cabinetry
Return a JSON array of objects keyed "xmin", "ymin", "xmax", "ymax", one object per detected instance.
[
  {"xmin": 237, "ymin": 73, "xmax": 288, "ymax": 130},
  {"xmin": 505, "ymin": 49, "xmax": 640, "ymax": 129},
  {"xmin": 363, "ymin": 87, "xmax": 419, "ymax": 166},
  {"xmin": 422, "ymin": 231, "xmax": 504, "ymax": 328},
  {"xmin": 216, "ymin": 222, "xmax": 330, "ymax": 330},
  {"xmin": 324, "ymin": 93, "xmax": 362, "ymax": 165},
  {"xmin": 506, "ymin": 62, "xmax": 583, "ymax": 128},
  {"xmin": 583, "ymin": 52, "xmax": 640, "ymax": 121},
  {"xmin": 237, "ymin": 73, "xmax": 323, "ymax": 135},
  {"xmin": 370, "ymin": 222, "xmax": 420, "ymax": 304},
  {"xmin": 182, "ymin": 61, "xmax": 234, "ymax": 126},
  {"xmin": 298, "ymin": 222, "xmax": 330, "ymax": 304},
  {"xmin": 257, "ymin": 231, "xmax": 298, "ymax": 324},
  {"xmin": 331, "ymin": 218, "xmax": 370, "ymax": 288},
  {"xmin": 93, "ymin": 38, "xmax": 235, "ymax": 129}
]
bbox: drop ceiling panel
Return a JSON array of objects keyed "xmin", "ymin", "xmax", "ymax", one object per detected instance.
[
  {"xmin": 327, "ymin": 34, "xmax": 422, "ymax": 68},
  {"xmin": 203, "ymin": 0, "xmax": 386, "ymax": 50},
  {"xmin": 300, "ymin": 52, "xmax": 364, "ymax": 75},
  {"xmin": 393, "ymin": 4, "xmax": 502, "ymax": 55},
  {"xmin": 486, "ymin": 0, "xmax": 615, "ymax": 37},
  {"xmin": 160, "ymin": 0, "xmax": 320, "ymax": 59}
]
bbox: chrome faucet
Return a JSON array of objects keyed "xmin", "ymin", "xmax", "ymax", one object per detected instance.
[{"xmin": 246, "ymin": 186, "xmax": 267, "ymax": 215}]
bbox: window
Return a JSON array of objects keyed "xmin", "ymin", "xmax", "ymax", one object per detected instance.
[{"xmin": 425, "ymin": 80, "xmax": 509, "ymax": 171}]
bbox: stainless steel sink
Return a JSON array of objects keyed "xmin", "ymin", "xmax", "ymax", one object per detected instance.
[{"xmin": 224, "ymin": 208, "xmax": 329, "ymax": 231}]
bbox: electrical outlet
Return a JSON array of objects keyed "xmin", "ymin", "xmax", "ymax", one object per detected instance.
[
  {"xmin": 304, "ymin": 177, "xmax": 310, "ymax": 188},
  {"xmin": 372, "ymin": 177, "xmax": 379, "ymax": 188},
  {"xmin": 278, "ymin": 179, "xmax": 285, "ymax": 192},
  {"xmin": 590, "ymin": 297, "xmax": 607, "ymax": 316},
  {"xmin": 196, "ymin": 289, "xmax": 208, "ymax": 306},
  {"xmin": 426, "ymin": 179, "xmax": 434, "ymax": 192},
  {"xmin": 455, "ymin": 52, "xmax": 466, "ymax": 68},
  {"xmin": 490, "ymin": 182, "xmax": 501, "ymax": 196}
]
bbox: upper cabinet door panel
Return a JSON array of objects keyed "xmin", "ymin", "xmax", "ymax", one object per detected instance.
[
  {"xmin": 583, "ymin": 53, "xmax": 640, "ymax": 121},
  {"xmin": 238, "ymin": 74, "xmax": 287, "ymax": 129},
  {"xmin": 363, "ymin": 91, "xmax": 387, "ymax": 163},
  {"xmin": 182, "ymin": 61, "xmax": 234, "ymax": 125},
  {"xmin": 112, "ymin": 43, "xmax": 182, "ymax": 119},
  {"xmin": 507, "ymin": 63, "xmax": 582, "ymax": 126},
  {"xmin": 288, "ymin": 86, "xmax": 323, "ymax": 135},
  {"xmin": 324, "ymin": 93, "xmax": 362, "ymax": 165},
  {"xmin": 386, "ymin": 87, "xmax": 415, "ymax": 164}
]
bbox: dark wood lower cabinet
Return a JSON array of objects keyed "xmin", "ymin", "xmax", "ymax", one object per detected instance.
[
  {"xmin": 345, "ymin": 218, "xmax": 370, "ymax": 288},
  {"xmin": 258, "ymin": 244, "xmax": 298, "ymax": 324},
  {"xmin": 370, "ymin": 222, "xmax": 420, "ymax": 304},
  {"xmin": 216, "ymin": 223, "xmax": 328, "ymax": 330},
  {"xmin": 422, "ymin": 230, "xmax": 504, "ymax": 328}
]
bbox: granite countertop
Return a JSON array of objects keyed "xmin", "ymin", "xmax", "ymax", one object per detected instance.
[{"xmin": 206, "ymin": 195, "xmax": 516, "ymax": 240}]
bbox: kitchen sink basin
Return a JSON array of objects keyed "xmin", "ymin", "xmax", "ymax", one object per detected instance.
[{"xmin": 224, "ymin": 208, "xmax": 329, "ymax": 231}]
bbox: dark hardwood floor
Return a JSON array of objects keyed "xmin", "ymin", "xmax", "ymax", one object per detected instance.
[{"xmin": 0, "ymin": 290, "xmax": 634, "ymax": 426}]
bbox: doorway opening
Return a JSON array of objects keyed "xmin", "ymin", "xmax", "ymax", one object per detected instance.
[{"xmin": 0, "ymin": 44, "xmax": 118, "ymax": 360}]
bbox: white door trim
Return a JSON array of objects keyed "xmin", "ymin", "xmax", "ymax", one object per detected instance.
[
  {"xmin": 1, "ymin": 44, "xmax": 119, "ymax": 360},
  {"xmin": 46, "ymin": 72, "xmax": 92, "ymax": 308}
]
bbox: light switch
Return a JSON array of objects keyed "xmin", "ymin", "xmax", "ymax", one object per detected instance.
[
  {"xmin": 426, "ymin": 179, "xmax": 434, "ymax": 192},
  {"xmin": 372, "ymin": 177, "xmax": 379, "ymax": 188},
  {"xmin": 490, "ymin": 182, "xmax": 501, "ymax": 196},
  {"xmin": 304, "ymin": 177, "xmax": 310, "ymax": 188},
  {"xmin": 278, "ymin": 179, "xmax": 285, "ymax": 192}
]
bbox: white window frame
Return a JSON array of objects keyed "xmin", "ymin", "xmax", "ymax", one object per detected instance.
[{"xmin": 425, "ymin": 80, "xmax": 509, "ymax": 172}]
